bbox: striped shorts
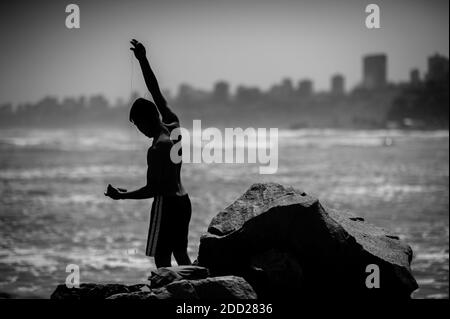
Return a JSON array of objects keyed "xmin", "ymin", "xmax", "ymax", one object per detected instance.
[{"xmin": 145, "ymin": 194, "xmax": 192, "ymax": 257}]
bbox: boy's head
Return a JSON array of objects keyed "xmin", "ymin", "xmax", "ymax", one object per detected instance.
[{"xmin": 129, "ymin": 98, "xmax": 161, "ymax": 137}]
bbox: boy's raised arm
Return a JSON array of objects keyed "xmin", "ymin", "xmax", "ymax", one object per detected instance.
[{"xmin": 130, "ymin": 39, "xmax": 179, "ymax": 124}]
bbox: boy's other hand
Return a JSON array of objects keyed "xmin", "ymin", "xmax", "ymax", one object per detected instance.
[
  {"xmin": 104, "ymin": 184, "xmax": 126, "ymax": 200},
  {"xmin": 130, "ymin": 39, "xmax": 146, "ymax": 61}
]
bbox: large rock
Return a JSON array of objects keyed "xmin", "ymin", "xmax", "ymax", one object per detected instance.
[
  {"xmin": 107, "ymin": 275, "xmax": 256, "ymax": 300},
  {"xmin": 51, "ymin": 182, "xmax": 418, "ymax": 300},
  {"xmin": 148, "ymin": 265, "xmax": 210, "ymax": 288},
  {"xmin": 163, "ymin": 276, "xmax": 257, "ymax": 299},
  {"xmin": 50, "ymin": 283, "xmax": 149, "ymax": 300},
  {"xmin": 51, "ymin": 273, "xmax": 256, "ymax": 300},
  {"xmin": 197, "ymin": 182, "xmax": 418, "ymax": 299}
]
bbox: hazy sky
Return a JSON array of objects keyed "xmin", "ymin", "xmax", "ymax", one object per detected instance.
[{"xmin": 0, "ymin": 0, "xmax": 448, "ymax": 105}]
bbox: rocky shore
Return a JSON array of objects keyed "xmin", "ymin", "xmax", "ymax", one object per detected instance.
[{"xmin": 51, "ymin": 183, "xmax": 418, "ymax": 300}]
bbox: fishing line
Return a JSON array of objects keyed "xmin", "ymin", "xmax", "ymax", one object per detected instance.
[
  {"xmin": 130, "ymin": 53, "xmax": 134, "ymax": 96},
  {"xmin": 129, "ymin": 53, "xmax": 141, "ymax": 153}
]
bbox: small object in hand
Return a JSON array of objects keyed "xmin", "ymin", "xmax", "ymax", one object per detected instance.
[
  {"xmin": 104, "ymin": 184, "xmax": 114, "ymax": 196},
  {"xmin": 105, "ymin": 184, "xmax": 127, "ymax": 199}
]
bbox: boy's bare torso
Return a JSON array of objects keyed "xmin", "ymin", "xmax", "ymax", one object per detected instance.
[{"xmin": 147, "ymin": 125, "xmax": 186, "ymax": 197}]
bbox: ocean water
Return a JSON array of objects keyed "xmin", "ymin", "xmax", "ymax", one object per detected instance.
[{"xmin": 0, "ymin": 127, "xmax": 448, "ymax": 299}]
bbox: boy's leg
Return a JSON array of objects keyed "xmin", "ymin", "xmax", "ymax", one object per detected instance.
[
  {"xmin": 173, "ymin": 249, "xmax": 191, "ymax": 265},
  {"xmin": 173, "ymin": 194, "xmax": 192, "ymax": 266},
  {"xmin": 154, "ymin": 250, "xmax": 172, "ymax": 268},
  {"xmin": 152, "ymin": 196, "xmax": 173, "ymax": 268}
]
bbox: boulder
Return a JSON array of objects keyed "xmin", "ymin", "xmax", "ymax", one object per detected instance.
[
  {"xmin": 168, "ymin": 275, "xmax": 257, "ymax": 299},
  {"xmin": 148, "ymin": 265, "xmax": 210, "ymax": 288},
  {"xmin": 197, "ymin": 182, "xmax": 418, "ymax": 299},
  {"xmin": 50, "ymin": 283, "xmax": 149, "ymax": 300},
  {"xmin": 107, "ymin": 275, "xmax": 256, "ymax": 300},
  {"xmin": 50, "ymin": 182, "xmax": 418, "ymax": 300},
  {"xmin": 107, "ymin": 290, "xmax": 156, "ymax": 300},
  {"xmin": 51, "ymin": 275, "xmax": 255, "ymax": 300}
]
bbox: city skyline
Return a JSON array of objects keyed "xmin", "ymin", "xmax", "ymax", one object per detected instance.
[
  {"xmin": 0, "ymin": 0, "xmax": 448, "ymax": 105},
  {"xmin": 2, "ymin": 50, "xmax": 447, "ymax": 131},
  {"xmin": 2, "ymin": 51, "xmax": 447, "ymax": 107}
]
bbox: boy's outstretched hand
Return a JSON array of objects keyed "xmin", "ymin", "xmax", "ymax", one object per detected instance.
[
  {"xmin": 104, "ymin": 184, "xmax": 127, "ymax": 200},
  {"xmin": 130, "ymin": 39, "xmax": 146, "ymax": 61}
]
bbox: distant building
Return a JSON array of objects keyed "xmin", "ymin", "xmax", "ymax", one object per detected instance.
[
  {"xmin": 177, "ymin": 83, "xmax": 195, "ymax": 101},
  {"xmin": 410, "ymin": 69, "xmax": 420, "ymax": 85},
  {"xmin": 363, "ymin": 54, "xmax": 387, "ymax": 90},
  {"xmin": 298, "ymin": 79, "xmax": 314, "ymax": 97},
  {"xmin": 331, "ymin": 74, "xmax": 345, "ymax": 95},
  {"xmin": 88, "ymin": 95, "xmax": 109, "ymax": 109},
  {"xmin": 235, "ymin": 85, "xmax": 261, "ymax": 103},
  {"xmin": 280, "ymin": 78, "xmax": 294, "ymax": 96},
  {"xmin": 268, "ymin": 78, "xmax": 294, "ymax": 99},
  {"xmin": 426, "ymin": 53, "xmax": 449, "ymax": 82},
  {"xmin": 213, "ymin": 81, "xmax": 230, "ymax": 103},
  {"xmin": 177, "ymin": 83, "xmax": 209, "ymax": 102}
]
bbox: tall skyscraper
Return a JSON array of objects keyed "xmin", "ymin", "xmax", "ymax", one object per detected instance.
[
  {"xmin": 410, "ymin": 69, "xmax": 420, "ymax": 85},
  {"xmin": 212, "ymin": 80, "xmax": 230, "ymax": 103},
  {"xmin": 426, "ymin": 53, "xmax": 449, "ymax": 82},
  {"xmin": 298, "ymin": 79, "xmax": 314, "ymax": 97},
  {"xmin": 280, "ymin": 78, "xmax": 294, "ymax": 96},
  {"xmin": 331, "ymin": 74, "xmax": 345, "ymax": 95},
  {"xmin": 363, "ymin": 54, "xmax": 387, "ymax": 90}
]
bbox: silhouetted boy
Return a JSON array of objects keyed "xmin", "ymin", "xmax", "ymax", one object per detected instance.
[{"xmin": 105, "ymin": 39, "xmax": 191, "ymax": 268}]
